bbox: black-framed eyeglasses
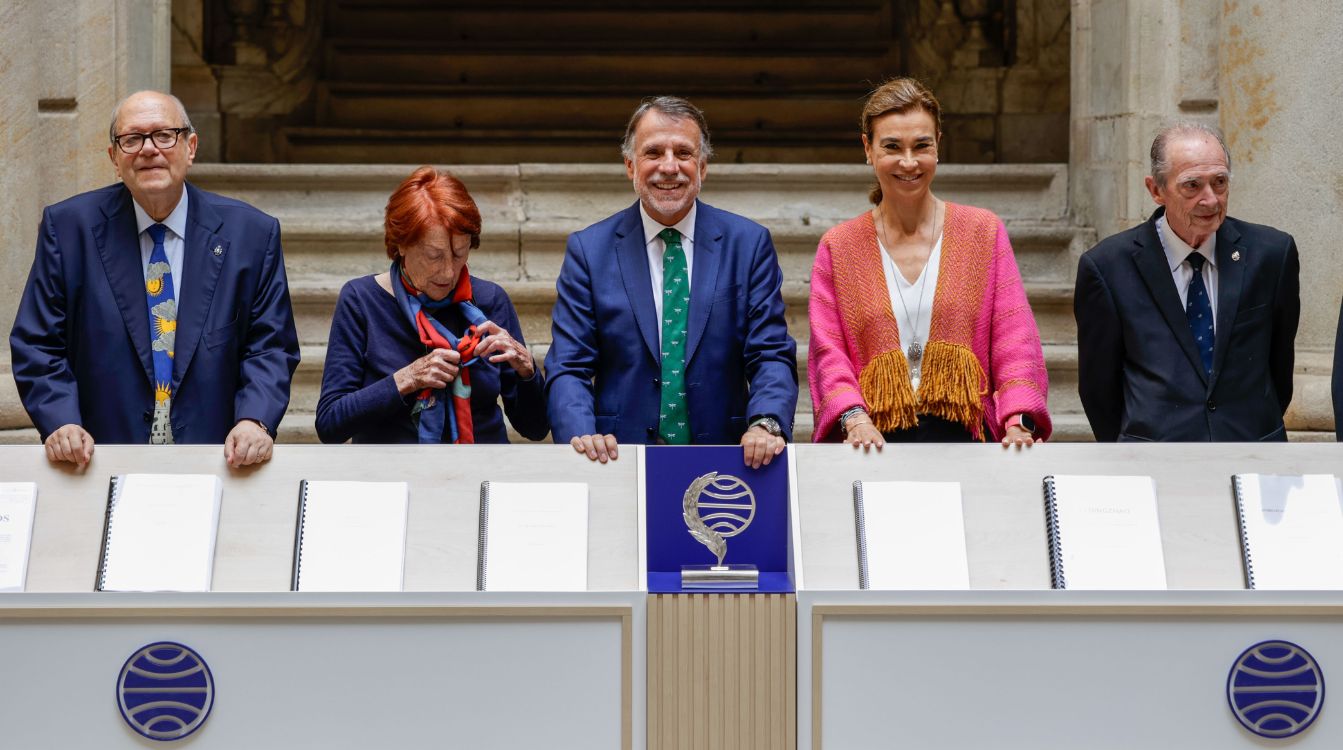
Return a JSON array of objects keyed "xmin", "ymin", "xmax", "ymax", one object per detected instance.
[{"xmin": 111, "ymin": 127, "xmax": 191, "ymax": 154}]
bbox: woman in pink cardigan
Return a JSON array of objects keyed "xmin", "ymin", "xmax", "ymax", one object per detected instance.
[{"xmin": 809, "ymin": 78, "xmax": 1052, "ymax": 447}]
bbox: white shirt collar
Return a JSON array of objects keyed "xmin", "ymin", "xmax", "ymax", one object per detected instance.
[
  {"xmin": 1157, "ymin": 213, "xmax": 1216, "ymax": 272},
  {"xmin": 132, "ymin": 185, "xmax": 190, "ymax": 241},
  {"xmin": 639, "ymin": 201, "xmax": 697, "ymax": 248}
]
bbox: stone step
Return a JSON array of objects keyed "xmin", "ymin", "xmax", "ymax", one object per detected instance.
[
  {"xmin": 272, "ymin": 217, "xmax": 1088, "ymax": 292},
  {"xmin": 285, "ymin": 340, "xmax": 1084, "ymax": 443},
  {"xmin": 315, "ymin": 83, "xmax": 877, "ymax": 132},
  {"xmin": 267, "ymin": 405, "xmax": 1100, "ymax": 447},
  {"xmin": 287, "ymin": 272, "xmax": 1079, "ymax": 350},
  {"xmin": 328, "ymin": 4, "xmax": 890, "ymax": 49},
  {"xmin": 278, "ymin": 127, "xmax": 861, "ymax": 165},
  {"xmin": 323, "ymin": 44, "xmax": 895, "ymax": 89},
  {"xmin": 188, "ymin": 163, "xmax": 1073, "ymax": 229}
]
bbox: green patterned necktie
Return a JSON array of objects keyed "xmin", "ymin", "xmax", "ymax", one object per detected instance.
[{"xmin": 658, "ymin": 227, "xmax": 690, "ymax": 444}]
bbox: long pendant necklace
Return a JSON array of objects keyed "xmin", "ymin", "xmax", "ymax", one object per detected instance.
[{"xmin": 880, "ymin": 202, "xmax": 942, "ymax": 388}]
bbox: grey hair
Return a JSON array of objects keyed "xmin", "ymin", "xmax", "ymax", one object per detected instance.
[
  {"xmin": 108, "ymin": 91, "xmax": 194, "ymax": 142},
  {"xmin": 1150, "ymin": 121, "xmax": 1231, "ymax": 184},
  {"xmin": 620, "ymin": 96, "xmax": 713, "ymax": 162}
]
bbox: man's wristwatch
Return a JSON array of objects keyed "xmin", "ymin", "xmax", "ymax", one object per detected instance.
[
  {"xmin": 749, "ymin": 416, "xmax": 783, "ymax": 437},
  {"xmin": 1005, "ymin": 413, "xmax": 1036, "ymax": 436}
]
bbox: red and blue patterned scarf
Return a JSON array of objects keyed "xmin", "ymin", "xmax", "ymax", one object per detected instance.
[{"xmin": 391, "ymin": 262, "xmax": 488, "ymax": 443}]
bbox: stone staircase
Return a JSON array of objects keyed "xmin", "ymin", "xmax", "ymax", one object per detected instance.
[
  {"xmin": 281, "ymin": 0, "xmax": 901, "ymax": 164},
  {"xmin": 186, "ymin": 161, "xmax": 1095, "ymax": 443}
]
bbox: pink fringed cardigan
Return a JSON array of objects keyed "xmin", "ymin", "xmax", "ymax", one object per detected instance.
[{"xmin": 808, "ymin": 203, "xmax": 1052, "ymax": 442}]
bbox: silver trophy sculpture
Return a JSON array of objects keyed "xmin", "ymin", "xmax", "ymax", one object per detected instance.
[{"xmin": 681, "ymin": 471, "xmax": 759, "ymax": 588}]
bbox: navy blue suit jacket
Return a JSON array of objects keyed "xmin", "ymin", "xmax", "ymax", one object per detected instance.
[
  {"xmin": 545, "ymin": 201, "xmax": 798, "ymax": 444},
  {"xmin": 1074, "ymin": 208, "xmax": 1300, "ymax": 442},
  {"xmin": 10, "ymin": 182, "xmax": 300, "ymax": 443}
]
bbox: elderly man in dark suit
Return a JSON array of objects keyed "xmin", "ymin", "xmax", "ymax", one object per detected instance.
[
  {"xmin": 545, "ymin": 96, "xmax": 798, "ymax": 468},
  {"xmin": 10, "ymin": 90, "xmax": 300, "ymax": 467},
  {"xmin": 1074, "ymin": 122, "xmax": 1300, "ymax": 442}
]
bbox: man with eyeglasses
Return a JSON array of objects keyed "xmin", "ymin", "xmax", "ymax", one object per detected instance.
[
  {"xmin": 1074, "ymin": 122, "xmax": 1301, "ymax": 441},
  {"xmin": 9, "ymin": 90, "xmax": 299, "ymax": 466}
]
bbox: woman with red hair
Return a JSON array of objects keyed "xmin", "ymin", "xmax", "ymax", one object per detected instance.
[{"xmin": 316, "ymin": 166, "xmax": 548, "ymax": 444}]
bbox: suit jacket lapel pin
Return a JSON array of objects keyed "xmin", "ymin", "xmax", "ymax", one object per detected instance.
[
  {"xmin": 1231, "ymin": 249, "xmax": 1241, "ymax": 261},
  {"xmin": 213, "ymin": 245, "xmax": 224, "ymax": 257}
]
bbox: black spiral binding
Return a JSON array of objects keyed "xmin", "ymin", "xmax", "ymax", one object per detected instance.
[
  {"xmin": 853, "ymin": 480, "xmax": 871, "ymax": 590},
  {"xmin": 290, "ymin": 480, "xmax": 311, "ymax": 591},
  {"xmin": 1042, "ymin": 476, "xmax": 1067, "ymax": 590},
  {"xmin": 475, "ymin": 481, "xmax": 491, "ymax": 591},
  {"xmin": 1231, "ymin": 475, "xmax": 1257, "ymax": 589},
  {"xmin": 94, "ymin": 475, "xmax": 123, "ymax": 591}
]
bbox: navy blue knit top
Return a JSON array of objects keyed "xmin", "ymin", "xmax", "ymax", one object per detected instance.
[{"xmin": 316, "ymin": 274, "xmax": 549, "ymax": 444}]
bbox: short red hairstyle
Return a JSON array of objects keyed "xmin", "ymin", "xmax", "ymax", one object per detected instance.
[{"xmin": 383, "ymin": 166, "xmax": 482, "ymax": 260}]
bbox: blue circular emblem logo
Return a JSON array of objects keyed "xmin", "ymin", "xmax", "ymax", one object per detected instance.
[
  {"xmin": 116, "ymin": 642, "xmax": 215, "ymax": 741},
  {"xmin": 1227, "ymin": 640, "xmax": 1324, "ymax": 739}
]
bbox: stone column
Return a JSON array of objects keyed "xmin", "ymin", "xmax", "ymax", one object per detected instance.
[
  {"xmin": 0, "ymin": 0, "xmax": 172, "ymax": 432},
  {"xmin": 1217, "ymin": 0, "xmax": 1342, "ymax": 431},
  {"xmin": 1070, "ymin": 0, "xmax": 1222, "ymax": 241}
]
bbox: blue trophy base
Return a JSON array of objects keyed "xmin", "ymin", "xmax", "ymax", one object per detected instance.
[{"xmin": 681, "ymin": 564, "xmax": 759, "ymax": 589}]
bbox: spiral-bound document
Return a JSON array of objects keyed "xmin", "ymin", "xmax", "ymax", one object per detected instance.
[
  {"xmin": 1042, "ymin": 475, "xmax": 1167, "ymax": 590},
  {"xmin": 97, "ymin": 474, "xmax": 222, "ymax": 592},
  {"xmin": 854, "ymin": 480, "xmax": 970, "ymax": 590},
  {"xmin": 292, "ymin": 480, "xmax": 409, "ymax": 592},
  {"xmin": 477, "ymin": 481, "xmax": 588, "ymax": 591},
  {"xmin": 0, "ymin": 483, "xmax": 38, "ymax": 592},
  {"xmin": 1233, "ymin": 473, "xmax": 1343, "ymax": 589}
]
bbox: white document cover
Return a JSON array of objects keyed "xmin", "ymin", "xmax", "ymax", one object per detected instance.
[
  {"xmin": 855, "ymin": 481, "xmax": 970, "ymax": 590},
  {"xmin": 1234, "ymin": 473, "xmax": 1343, "ymax": 589},
  {"xmin": 99, "ymin": 473, "xmax": 222, "ymax": 592},
  {"xmin": 1044, "ymin": 475, "xmax": 1168, "ymax": 590},
  {"xmin": 294, "ymin": 481, "xmax": 409, "ymax": 592},
  {"xmin": 0, "ymin": 483, "xmax": 38, "ymax": 592},
  {"xmin": 478, "ymin": 482, "xmax": 588, "ymax": 591}
]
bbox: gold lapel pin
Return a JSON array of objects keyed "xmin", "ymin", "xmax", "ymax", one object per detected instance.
[
  {"xmin": 213, "ymin": 245, "xmax": 223, "ymax": 257},
  {"xmin": 1231, "ymin": 250, "xmax": 1241, "ymax": 261}
]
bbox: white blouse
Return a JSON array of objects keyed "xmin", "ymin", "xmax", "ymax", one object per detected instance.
[{"xmin": 879, "ymin": 235, "xmax": 943, "ymax": 384}]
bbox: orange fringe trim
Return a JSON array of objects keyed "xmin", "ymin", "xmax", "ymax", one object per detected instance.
[
  {"xmin": 918, "ymin": 341, "xmax": 988, "ymax": 440},
  {"xmin": 858, "ymin": 342, "xmax": 987, "ymax": 440},
  {"xmin": 859, "ymin": 349, "xmax": 918, "ymax": 433}
]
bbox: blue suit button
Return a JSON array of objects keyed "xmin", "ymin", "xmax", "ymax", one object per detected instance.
[{"xmin": 1206, "ymin": 400, "xmax": 1217, "ymax": 412}]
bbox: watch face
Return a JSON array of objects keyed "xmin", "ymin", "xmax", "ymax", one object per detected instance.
[{"xmin": 1019, "ymin": 414, "xmax": 1037, "ymax": 434}]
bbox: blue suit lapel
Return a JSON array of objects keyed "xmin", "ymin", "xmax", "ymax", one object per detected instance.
[
  {"xmin": 613, "ymin": 204, "xmax": 660, "ymax": 364},
  {"xmin": 1129, "ymin": 210, "xmax": 1209, "ymax": 386},
  {"xmin": 1210, "ymin": 220, "xmax": 1246, "ymax": 389},
  {"xmin": 93, "ymin": 187, "xmax": 154, "ymax": 387},
  {"xmin": 172, "ymin": 183, "xmax": 227, "ymax": 389},
  {"xmin": 685, "ymin": 201, "xmax": 722, "ymax": 365}
]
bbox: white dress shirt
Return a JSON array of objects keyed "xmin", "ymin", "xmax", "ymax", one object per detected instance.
[
  {"xmin": 132, "ymin": 185, "xmax": 189, "ymax": 301},
  {"xmin": 639, "ymin": 202, "xmax": 697, "ymax": 347},
  {"xmin": 1156, "ymin": 214, "xmax": 1218, "ymax": 331}
]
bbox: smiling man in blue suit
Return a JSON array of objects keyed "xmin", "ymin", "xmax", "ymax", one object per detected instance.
[
  {"xmin": 10, "ymin": 90, "xmax": 299, "ymax": 467},
  {"xmin": 545, "ymin": 96, "xmax": 798, "ymax": 468}
]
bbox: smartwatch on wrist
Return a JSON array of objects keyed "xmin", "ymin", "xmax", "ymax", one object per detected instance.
[{"xmin": 1005, "ymin": 413, "xmax": 1036, "ymax": 436}]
